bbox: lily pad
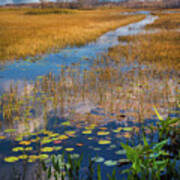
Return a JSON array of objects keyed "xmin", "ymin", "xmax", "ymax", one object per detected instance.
[
  {"xmin": 76, "ymin": 143, "xmax": 83, "ymax": 147},
  {"xmin": 61, "ymin": 121, "xmax": 71, "ymax": 126},
  {"xmin": 99, "ymin": 127, "xmax": 107, "ymax": 130},
  {"xmin": 109, "ymin": 144, "xmax": 117, "ymax": 149},
  {"xmin": 97, "ymin": 131, "xmax": 110, "ymax": 136},
  {"xmin": 88, "ymin": 137, "xmax": 93, "ymax": 140},
  {"xmin": 93, "ymin": 147, "xmax": 101, "ymax": 151},
  {"xmin": 49, "ymin": 133, "xmax": 59, "ymax": 138},
  {"xmin": 39, "ymin": 154, "xmax": 49, "ymax": 160},
  {"xmin": 65, "ymin": 148, "xmax": 74, "ymax": 152},
  {"xmin": 92, "ymin": 157, "xmax": 104, "ymax": 163},
  {"xmin": 12, "ymin": 147, "xmax": 24, "ymax": 152},
  {"xmin": 123, "ymin": 132, "xmax": 131, "ymax": 138},
  {"xmin": 31, "ymin": 137, "xmax": 40, "ymax": 143},
  {"xmin": 58, "ymin": 135, "xmax": 69, "ymax": 140},
  {"xmin": 104, "ymin": 160, "xmax": 117, "ymax": 166},
  {"xmin": 18, "ymin": 154, "xmax": 28, "ymax": 160},
  {"xmin": 65, "ymin": 131, "xmax": 76, "ymax": 136},
  {"xmin": 25, "ymin": 147, "xmax": 33, "ymax": 151},
  {"xmin": 28, "ymin": 155, "xmax": 39, "ymax": 162},
  {"xmin": 41, "ymin": 147, "xmax": 54, "ymax": 152},
  {"xmin": 98, "ymin": 140, "xmax": 111, "ymax": 145},
  {"xmin": 4, "ymin": 156, "xmax": 19, "ymax": 163},
  {"xmin": 19, "ymin": 140, "xmax": 31, "ymax": 146},
  {"xmin": 54, "ymin": 140, "xmax": 62, "ymax": 144},
  {"xmin": 82, "ymin": 130, "xmax": 92, "ymax": 135},
  {"xmin": 112, "ymin": 127, "xmax": 122, "ymax": 133},
  {"xmin": 123, "ymin": 127, "xmax": 133, "ymax": 131},
  {"xmin": 115, "ymin": 149, "xmax": 126, "ymax": 155},
  {"xmin": 41, "ymin": 138, "xmax": 53, "ymax": 144},
  {"xmin": 53, "ymin": 146, "xmax": 62, "ymax": 151},
  {"xmin": 85, "ymin": 124, "xmax": 96, "ymax": 130}
]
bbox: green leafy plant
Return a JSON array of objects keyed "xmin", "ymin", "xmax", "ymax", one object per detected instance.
[{"xmin": 120, "ymin": 138, "xmax": 169, "ymax": 179}]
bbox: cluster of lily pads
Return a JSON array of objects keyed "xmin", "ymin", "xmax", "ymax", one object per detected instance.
[{"xmin": 1, "ymin": 118, "xmax": 137, "ymax": 167}]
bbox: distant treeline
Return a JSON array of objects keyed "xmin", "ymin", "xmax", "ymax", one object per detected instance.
[{"xmin": 1, "ymin": 0, "xmax": 180, "ymax": 9}]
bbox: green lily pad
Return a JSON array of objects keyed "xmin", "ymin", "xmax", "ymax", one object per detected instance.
[
  {"xmin": 85, "ymin": 124, "xmax": 96, "ymax": 130},
  {"xmin": 49, "ymin": 133, "xmax": 59, "ymax": 138},
  {"xmin": 65, "ymin": 148, "xmax": 74, "ymax": 152},
  {"xmin": 61, "ymin": 121, "xmax": 71, "ymax": 126},
  {"xmin": 93, "ymin": 147, "xmax": 101, "ymax": 151},
  {"xmin": 4, "ymin": 156, "xmax": 19, "ymax": 163},
  {"xmin": 115, "ymin": 149, "xmax": 126, "ymax": 155},
  {"xmin": 31, "ymin": 137, "xmax": 40, "ymax": 143},
  {"xmin": 12, "ymin": 147, "xmax": 24, "ymax": 152},
  {"xmin": 18, "ymin": 154, "xmax": 28, "ymax": 160},
  {"xmin": 88, "ymin": 137, "xmax": 93, "ymax": 140},
  {"xmin": 39, "ymin": 154, "xmax": 49, "ymax": 160},
  {"xmin": 41, "ymin": 147, "xmax": 54, "ymax": 152},
  {"xmin": 104, "ymin": 160, "xmax": 117, "ymax": 166},
  {"xmin": 41, "ymin": 138, "xmax": 53, "ymax": 145},
  {"xmin": 25, "ymin": 147, "xmax": 33, "ymax": 151},
  {"xmin": 112, "ymin": 127, "xmax": 122, "ymax": 133},
  {"xmin": 28, "ymin": 155, "xmax": 39, "ymax": 162},
  {"xmin": 92, "ymin": 157, "xmax": 104, "ymax": 163},
  {"xmin": 58, "ymin": 135, "xmax": 69, "ymax": 140},
  {"xmin": 65, "ymin": 131, "xmax": 76, "ymax": 136},
  {"xmin": 98, "ymin": 140, "xmax": 111, "ymax": 145},
  {"xmin": 4, "ymin": 129, "xmax": 16, "ymax": 133},
  {"xmin": 53, "ymin": 146, "xmax": 62, "ymax": 151},
  {"xmin": 82, "ymin": 130, "xmax": 92, "ymax": 135},
  {"xmin": 109, "ymin": 144, "xmax": 117, "ymax": 149},
  {"xmin": 97, "ymin": 131, "xmax": 110, "ymax": 136},
  {"xmin": 123, "ymin": 127, "xmax": 133, "ymax": 131}
]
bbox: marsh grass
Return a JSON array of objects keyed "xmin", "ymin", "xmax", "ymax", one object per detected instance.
[
  {"xmin": 109, "ymin": 12, "xmax": 180, "ymax": 70},
  {"xmin": 25, "ymin": 8, "xmax": 76, "ymax": 15},
  {"xmin": 0, "ymin": 8, "xmax": 145, "ymax": 61},
  {"xmin": 146, "ymin": 12, "xmax": 180, "ymax": 29}
]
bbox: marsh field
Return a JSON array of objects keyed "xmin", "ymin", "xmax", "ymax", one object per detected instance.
[{"xmin": 0, "ymin": 6, "xmax": 179, "ymax": 180}]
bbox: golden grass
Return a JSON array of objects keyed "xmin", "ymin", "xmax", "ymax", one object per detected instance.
[
  {"xmin": 146, "ymin": 12, "xmax": 180, "ymax": 29},
  {"xmin": 0, "ymin": 8, "xmax": 145, "ymax": 61},
  {"xmin": 109, "ymin": 12, "xmax": 180, "ymax": 70}
]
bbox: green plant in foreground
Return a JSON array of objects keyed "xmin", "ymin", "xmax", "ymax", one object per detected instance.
[
  {"xmin": 120, "ymin": 106, "xmax": 180, "ymax": 180},
  {"xmin": 121, "ymin": 138, "xmax": 169, "ymax": 180}
]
